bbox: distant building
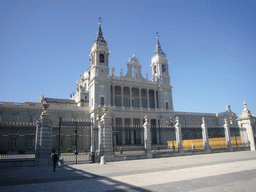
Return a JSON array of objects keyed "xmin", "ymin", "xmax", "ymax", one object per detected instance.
[{"xmin": 0, "ymin": 22, "xmax": 255, "ymax": 154}]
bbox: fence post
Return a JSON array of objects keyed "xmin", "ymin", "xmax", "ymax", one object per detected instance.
[
  {"xmin": 201, "ymin": 117, "xmax": 210, "ymax": 151},
  {"xmin": 143, "ymin": 115, "xmax": 152, "ymax": 158},
  {"xmin": 237, "ymin": 102, "xmax": 255, "ymax": 151},
  {"xmin": 175, "ymin": 116, "xmax": 183, "ymax": 151},
  {"xmin": 224, "ymin": 117, "xmax": 232, "ymax": 150},
  {"xmin": 35, "ymin": 102, "xmax": 52, "ymax": 166},
  {"xmin": 99, "ymin": 105, "xmax": 114, "ymax": 163}
]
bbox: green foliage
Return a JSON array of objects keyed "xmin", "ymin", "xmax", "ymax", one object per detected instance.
[{"xmin": 66, "ymin": 148, "xmax": 72, "ymax": 153}]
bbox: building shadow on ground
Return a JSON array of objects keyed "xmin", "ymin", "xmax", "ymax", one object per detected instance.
[{"xmin": 0, "ymin": 164, "xmax": 150, "ymax": 192}]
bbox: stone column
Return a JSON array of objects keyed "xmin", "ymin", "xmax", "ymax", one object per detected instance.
[
  {"xmin": 113, "ymin": 118, "xmax": 116, "ymax": 146},
  {"xmin": 224, "ymin": 117, "xmax": 232, "ymax": 148},
  {"xmin": 201, "ymin": 117, "xmax": 210, "ymax": 150},
  {"xmin": 122, "ymin": 118, "xmax": 125, "ymax": 145},
  {"xmin": 101, "ymin": 106, "xmax": 113, "ymax": 156},
  {"xmin": 90, "ymin": 118, "xmax": 95, "ymax": 153},
  {"xmin": 147, "ymin": 89, "xmax": 150, "ymax": 110},
  {"xmin": 121, "ymin": 86, "xmax": 124, "ymax": 108},
  {"xmin": 175, "ymin": 116, "xmax": 183, "ymax": 151},
  {"xmin": 237, "ymin": 102, "xmax": 255, "ymax": 151},
  {"xmin": 98, "ymin": 117, "xmax": 103, "ymax": 155},
  {"xmin": 109, "ymin": 84, "xmax": 111, "ymax": 107},
  {"xmin": 140, "ymin": 119, "xmax": 144, "ymax": 144},
  {"xmin": 144, "ymin": 115, "xmax": 152, "ymax": 158},
  {"xmin": 131, "ymin": 118, "xmax": 134, "ymax": 145},
  {"xmin": 154, "ymin": 90, "xmax": 157, "ymax": 110},
  {"xmin": 129, "ymin": 87, "xmax": 133, "ymax": 108},
  {"xmin": 35, "ymin": 102, "xmax": 52, "ymax": 166},
  {"xmin": 139, "ymin": 88, "xmax": 142, "ymax": 109},
  {"xmin": 112, "ymin": 85, "xmax": 115, "ymax": 107},
  {"xmin": 156, "ymin": 120, "xmax": 160, "ymax": 144}
]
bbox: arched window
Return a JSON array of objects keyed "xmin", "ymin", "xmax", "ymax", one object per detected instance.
[
  {"xmin": 100, "ymin": 54, "xmax": 104, "ymax": 63},
  {"xmin": 154, "ymin": 65, "xmax": 157, "ymax": 74}
]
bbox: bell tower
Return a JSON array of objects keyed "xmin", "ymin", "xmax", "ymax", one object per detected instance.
[
  {"xmin": 88, "ymin": 20, "xmax": 111, "ymax": 112},
  {"xmin": 89, "ymin": 19, "xmax": 110, "ymax": 79},
  {"xmin": 151, "ymin": 34, "xmax": 173, "ymax": 111},
  {"xmin": 150, "ymin": 34, "xmax": 170, "ymax": 85}
]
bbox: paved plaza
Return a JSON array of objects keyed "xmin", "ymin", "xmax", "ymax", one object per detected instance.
[{"xmin": 1, "ymin": 151, "xmax": 256, "ymax": 191}]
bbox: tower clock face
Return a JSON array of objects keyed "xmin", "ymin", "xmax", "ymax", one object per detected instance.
[{"xmin": 162, "ymin": 64, "xmax": 166, "ymax": 72}]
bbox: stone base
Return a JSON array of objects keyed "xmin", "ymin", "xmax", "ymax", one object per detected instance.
[
  {"xmin": 100, "ymin": 156, "xmax": 106, "ymax": 165},
  {"xmin": 35, "ymin": 157, "xmax": 51, "ymax": 166},
  {"xmin": 147, "ymin": 152, "xmax": 153, "ymax": 158}
]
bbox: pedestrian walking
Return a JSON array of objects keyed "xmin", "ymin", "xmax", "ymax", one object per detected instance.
[{"xmin": 52, "ymin": 151, "xmax": 58, "ymax": 172}]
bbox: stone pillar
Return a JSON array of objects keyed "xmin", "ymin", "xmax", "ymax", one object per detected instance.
[
  {"xmin": 113, "ymin": 118, "xmax": 116, "ymax": 146},
  {"xmin": 144, "ymin": 115, "xmax": 152, "ymax": 158},
  {"xmin": 129, "ymin": 87, "xmax": 133, "ymax": 108},
  {"xmin": 98, "ymin": 117, "xmax": 103, "ymax": 155},
  {"xmin": 90, "ymin": 118, "xmax": 95, "ymax": 153},
  {"xmin": 224, "ymin": 117, "xmax": 232, "ymax": 148},
  {"xmin": 154, "ymin": 90, "xmax": 157, "ymax": 110},
  {"xmin": 147, "ymin": 89, "xmax": 150, "ymax": 110},
  {"xmin": 156, "ymin": 120, "xmax": 160, "ymax": 144},
  {"xmin": 175, "ymin": 116, "xmax": 183, "ymax": 151},
  {"xmin": 121, "ymin": 86, "xmax": 124, "ymax": 108},
  {"xmin": 237, "ymin": 102, "xmax": 255, "ymax": 151},
  {"xmin": 99, "ymin": 106, "xmax": 114, "ymax": 162},
  {"xmin": 139, "ymin": 88, "xmax": 142, "ymax": 109},
  {"xmin": 109, "ymin": 84, "xmax": 111, "ymax": 106},
  {"xmin": 35, "ymin": 102, "xmax": 52, "ymax": 166},
  {"xmin": 112, "ymin": 85, "xmax": 115, "ymax": 106},
  {"xmin": 131, "ymin": 118, "xmax": 134, "ymax": 145},
  {"xmin": 201, "ymin": 117, "xmax": 210, "ymax": 150},
  {"xmin": 140, "ymin": 118, "xmax": 144, "ymax": 144},
  {"xmin": 122, "ymin": 118, "xmax": 125, "ymax": 145}
]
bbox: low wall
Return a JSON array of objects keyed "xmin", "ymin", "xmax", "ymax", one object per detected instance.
[{"xmin": 0, "ymin": 158, "xmax": 35, "ymax": 167}]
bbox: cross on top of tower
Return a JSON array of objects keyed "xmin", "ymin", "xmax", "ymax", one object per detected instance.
[
  {"xmin": 98, "ymin": 17, "xmax": 102, "ymax": 25},
  {"xmin": 156, "ymin": 31, "xmax": 159, "ymax": 39}
]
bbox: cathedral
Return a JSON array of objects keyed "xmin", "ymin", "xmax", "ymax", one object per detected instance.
[{"xmin": 0, "ymin": 22, "xmax": 255, "ymax": 156}]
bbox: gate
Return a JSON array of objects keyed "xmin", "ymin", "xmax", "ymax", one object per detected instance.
[{"xmin": 58, "ymin": 119, "xmax": 91, "ymax": 164}]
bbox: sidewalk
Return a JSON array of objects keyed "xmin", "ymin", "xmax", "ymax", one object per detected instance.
[{"xmin": 1, "ymin": 151, "xmax": 256, "ymax": 191}]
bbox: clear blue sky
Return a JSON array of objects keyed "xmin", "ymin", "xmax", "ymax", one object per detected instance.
[{"xmin": 1, "ymin": 0, "xmax": 255, "ymax": 116}]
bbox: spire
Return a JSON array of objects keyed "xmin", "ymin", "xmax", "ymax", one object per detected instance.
[
  {"xmin": 95, "ymin": 17, "xmax": 106, "ymax": 43},
  {"xmin": 154, "ymin": 32, "xmax": 165, "ymax": 55}
]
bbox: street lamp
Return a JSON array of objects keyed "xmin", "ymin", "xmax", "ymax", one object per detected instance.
[
  {"xmin": 90, "ymin": 116, "xmax": 95, "ymax": 163},
  {"xmin": 75, "ymin": 117, "xmax": 78, "ymax": 164},
  {"xmin": 58, "ymin": 116, "xmax": 62, "ymax": 158}
]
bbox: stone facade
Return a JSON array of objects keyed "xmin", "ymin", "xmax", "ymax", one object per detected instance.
[{"xmin": 0, "ymin": 22, "xmax": 255, "ymax": 156}]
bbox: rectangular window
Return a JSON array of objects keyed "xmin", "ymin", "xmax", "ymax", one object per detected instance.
[
  {"xmin": 72, "ymin": 139, "xmax": 76, "ymax": 146},
  {"xmin": 165, "ymin": 102, "xmax": 169, "ymax": 109},
  {"xmin": 12, "ymin": 114, "xmax": 18, "ymax": 122},
  {"xmin": 27, "ymin": 138, "xmax": 33, "ymax": 147},
  {"xmin": 100, "ymin": 97, "xmax": 104, "ymax": 106},
  {"xmin": 29, "ymin": 115, "xmax": 34, "ymax": 122},
  {"xmin": 11, "ymin": 138, "xmax": 16, "ymax": 148}
]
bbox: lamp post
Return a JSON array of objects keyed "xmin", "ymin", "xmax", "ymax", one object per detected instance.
[
  {"xmin": 75, "ymin": 117, "xmax": 78, "ymax": 164},
  {"xmin": 112, "ymin": 127, "xmax": 119, "ymax": 154},
  {"xmin": 90, "ymin": 117, "xmax": 95, "ymax": 163},
  {"xmin": 58, "ymin": 116, "xmax": 62, "ymax": 158}
]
